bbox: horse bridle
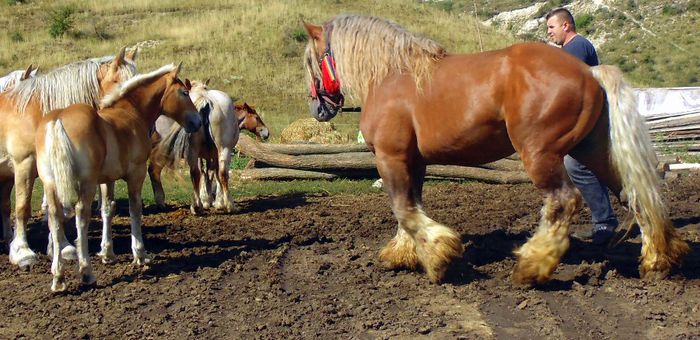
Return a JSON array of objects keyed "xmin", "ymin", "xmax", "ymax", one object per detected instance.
[{"xmin": 309, "ymin": 24, "xmax": 344, "ymax": 111}]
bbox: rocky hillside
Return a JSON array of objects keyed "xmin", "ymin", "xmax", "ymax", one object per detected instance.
[{"xmin": 432, "ymin": 0, "xmax": 699, "ymax": 87}]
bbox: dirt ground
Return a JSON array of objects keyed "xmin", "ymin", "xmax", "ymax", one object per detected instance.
[{"xmin": 1, "ymin": 172, "xmax": 699, "ymax": 339}]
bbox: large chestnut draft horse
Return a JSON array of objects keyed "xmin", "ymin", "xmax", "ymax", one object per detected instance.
[
  {"xmin": 303, "ymin": 14, "xmax": 689, "ymax": 285},
  {"xmin": 0, "ymin": 48, "xmax": 137, "ymax": 270},
  {"xmin": 36, "ymin": 64, "xmax": 201, "ymax": 292}
]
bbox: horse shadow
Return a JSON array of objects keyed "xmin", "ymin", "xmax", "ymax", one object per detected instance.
[
  {"xmin": 138, "ymin": 192, "xmax": 314, "ymax": 216},
  {"xmin": 442, "ymin": 222, "xmax": 700, "ymax": 288}
]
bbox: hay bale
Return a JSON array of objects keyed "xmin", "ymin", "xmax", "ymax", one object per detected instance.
[{"xmin": 280, "ymin": 118, "xmax": 345, "ymax": 144}]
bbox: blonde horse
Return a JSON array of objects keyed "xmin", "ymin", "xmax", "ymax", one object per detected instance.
[
  {"xmin": 0, "ymin": 65, "xmax": 37, "ymax": 92},
  {"xmin": 148, "ymin": 80, "xmax": 269, "ymax": 214},
  {"xmin": 36, "ymin": 63, "xmax": 201, "ymax": 292},
  {"xmin": 0, "ymin": 48, "xmax": 137, "ymax": 269},
  {"xmin": 302, "ymin": 14, "xmax": 688, "ymax": 284}
]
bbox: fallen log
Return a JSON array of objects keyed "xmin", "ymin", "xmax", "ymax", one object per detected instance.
[
  {"xmin": 238, "ymin": 168, "xmax": 338, "ymax": 181},
  {"xmin": 237, "ymin": 135, "xmax": 524, "ymax": 171},
  {"xmin": 263, "ymin": 143, "xmax": 369, "ymax": 155}
]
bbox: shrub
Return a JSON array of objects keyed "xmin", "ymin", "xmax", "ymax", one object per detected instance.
[{"xmin": 47, "ymin": 5, "xmax": 75, "ymax": 39}]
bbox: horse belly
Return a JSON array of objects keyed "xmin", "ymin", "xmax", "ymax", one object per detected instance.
[{"xmin": 418, "ymin": 125, "xmax": 515, "ymax": 166}]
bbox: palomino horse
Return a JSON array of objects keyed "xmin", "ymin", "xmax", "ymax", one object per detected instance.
[
  {"xmin": 0, "ymin": 48, "xmax": 137, "ymax": 269},
  {"xmin": 302, "ymin": 14, "xmax": 689, "ymax": 284},
  {"xmin": 0, "ymin": 65, "xmax": 37, "ymax": 92},
  {"xmin": 36, "ymin": 63, "xmax": 201, "ymax": 291},
  {"xmin": 148, "ymin": 80, "xmax": 269, "ymax": 214}
]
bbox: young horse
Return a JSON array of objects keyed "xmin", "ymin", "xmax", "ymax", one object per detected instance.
[
  {"xmin": 36, "ymin": 63, "xmax": 201, "ymax": 291},
  {"xmin": 302, "ymin": 14, "xmax": 689, "ymax": 285},
  {"xmin": 0, "ymin": 65, "xmax": 37, "ymax": 92},
  {"xmin": 148, "ymin": 80, "xmax": 268, "ymax": 214},
  {"xmin": 0, "ymin": 48, "xmax": 137, "ymax": 269}
]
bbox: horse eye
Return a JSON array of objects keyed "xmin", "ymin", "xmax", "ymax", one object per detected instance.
[{"xmin": 182, "ymin": 90, "xmax": 189, "ymax": 96}]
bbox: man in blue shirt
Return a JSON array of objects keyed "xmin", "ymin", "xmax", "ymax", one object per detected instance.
[{"xmin": 546, "ymin": 7, "xmax": 618, "ymax": 245}]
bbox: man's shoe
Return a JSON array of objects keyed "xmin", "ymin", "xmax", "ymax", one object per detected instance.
[{"xmin": 572, "ymin": 226, "xmax": 616, "ymax": 246}]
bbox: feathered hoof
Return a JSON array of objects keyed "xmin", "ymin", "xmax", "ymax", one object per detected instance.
[
  {"xmin": 9, "ymin": 244, "xmax": 37, "ymax": 270},
  {"xmin": 415, "ymin": 225, "xmax": 463, "ymax": 283},
  {"xmin": 61, "ymin": 245, "xmax": 78, "ymax": 261},
  {"xmin": 378, "ymin": 236, "xmax": 418, "ymax": 271},
  {"xmin": 512, "ymin": 245, "xmax": 561, "ymax": 286},
  {"xmin": 639, "ymin": 235, "xmax": 689, "ymax": 281}
]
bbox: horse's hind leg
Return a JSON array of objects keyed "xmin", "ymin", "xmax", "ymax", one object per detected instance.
[
  {"xmin": 376, "ymin": 153, "xmax": 462, "ymax": 283},
  {"xmin": 44, "ymin": 184, "xmax": 66, "ymax": 292},
  {"xmin": 187, "ymin": 153, "xmax": 204, "ymax": 215},
  {"xmin": 147, "ymin": 161, "xmax": 167, "ymax": 210},
  {"xmin": 513, "ymin": 152, "xmax": 581, "ymax": 285},
  {"xmin": 213, "ymin": 147, "xmax": 234, "ymax": 213},
  {"xmin": 97, "ymin": 182, "xmax": 117, "ymax": 264},
  {"xmin": 75, "ymin": 183, "xmax": 97, "ymax": 287}
]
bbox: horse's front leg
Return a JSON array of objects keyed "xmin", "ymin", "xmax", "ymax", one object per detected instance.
[
  {"xmin": 213, "ymin": 147, "xmax": 234, "ymax": 213},
  {"xmin": 376, "ymin": 152, "xmax": 463, "ymax": 283},
  {"xmin": 1, "ymin": 181, "xmax": 13, "ymax": 247},
  {"xmin": 8, "ymin": 157, "xmax": 38, "ymax": 269},
  {"xmin": 97, "ymin": 182, "xmax": 117, "ymax": 264},
  {"xmin": 126, "ymin": 172, "xmax": 149, "ymax": 265}
]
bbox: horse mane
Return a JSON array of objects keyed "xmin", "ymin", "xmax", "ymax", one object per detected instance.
[
  {"xmin": 100, "ymin": 63, "xmax": 176, "ymax": 109},
  {"xmin": 306, "ymin": 14, "xmax": 446, "ymax": 103},
  {"xmin": 9, "ymin": 56, "xmax": 137, "ymax": 115}
]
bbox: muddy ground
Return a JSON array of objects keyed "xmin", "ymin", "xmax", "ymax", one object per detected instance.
[{"xmin": 1, "ymin": 172, "xmax": 699, "ymax": 339}]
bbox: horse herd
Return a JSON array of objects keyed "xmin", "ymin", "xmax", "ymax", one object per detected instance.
[
  {"xmin": 0, "ymin": 48, "xmax": 268, "ymax": 292},
  {"xmin": 0, "ymin": 13, "xmax": 692, "ymax": 293}
]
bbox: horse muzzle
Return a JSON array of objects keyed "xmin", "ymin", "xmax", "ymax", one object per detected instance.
[
  {"xmin": 309, "ymin": 93, "xmax": 344, "ymax": 122},
  {"xmin": 183, "ymin": 113, "xmax": 202, "ymax": 133}
]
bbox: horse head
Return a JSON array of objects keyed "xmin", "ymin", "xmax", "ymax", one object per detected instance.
[
  {"xmin": 303, "ymin": 21, "xmax": 344, "ymax": 122},
  {"xmin": 97, "ymin": 46, "xmax": 139, "ymax": 98},
  {"xmin": 162, "ymin": 64, "xmax": 202, "ymax": 133},
  {"xmin": 236, "ymin": 102, "xmax": 269, "ymax": 141}
]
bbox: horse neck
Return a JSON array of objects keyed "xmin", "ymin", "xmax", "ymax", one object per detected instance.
[{"xmin": 118, "ymin": 77, "xmax": 168, "ymax": 128}]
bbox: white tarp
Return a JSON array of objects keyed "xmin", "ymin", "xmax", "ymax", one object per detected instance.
[{"xmin": 635, "ymin": 87, "xmax": 700, "ymax": 117}]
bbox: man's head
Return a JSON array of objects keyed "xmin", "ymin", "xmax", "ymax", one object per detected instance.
[{"xmin": 546, "ymin": 8, "xmax": 576, "ymax": 46}]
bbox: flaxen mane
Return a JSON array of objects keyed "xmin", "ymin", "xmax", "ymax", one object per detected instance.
[
  {"xmin": 305, "ymin": 14, "xmax": 446, "ymax": 103},
  {"xmin": 100, "ymin": 63, "xmax": 175, "ymax": 109},
  {"xmin": 9, "ymin": 56, "xmax": 137, "ymax": 114}
]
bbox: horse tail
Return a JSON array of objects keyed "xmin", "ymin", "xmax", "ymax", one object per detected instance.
[
  {"xmin": 45, "ymin": 119, "xmax": 79, "ymax": 208},
  {"xmin": 153, "ymin": 125, "xmax": 190, "ymax": 169},
  {"xmin": 591, "ymin": 65, "xmax": 688, "ymax": 274}
]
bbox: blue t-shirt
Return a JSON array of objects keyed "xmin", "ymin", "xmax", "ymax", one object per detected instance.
[{"xmin": 563, "ymin": 35, "xmax": 599, "ymax": 66}]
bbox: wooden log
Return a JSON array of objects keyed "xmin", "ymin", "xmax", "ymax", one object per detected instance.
[
  {"xmin": 426, "ymin": 165, "xmax": 530, "ymax": 184},
  {"xmin": 264, "ymin": 143, "xmax": 369, "ymax": 155},
  {"xmin": 238, "ymin": 168, "xmax": 338, "ymax": 181},
  {"xmin": 238, "ymin": 135, "xmax": 524, "ymax": 171}
]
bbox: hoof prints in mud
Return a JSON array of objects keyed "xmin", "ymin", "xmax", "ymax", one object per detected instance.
[{"xmin": 1, "ymin": 174, "xmax": 700, "ymax": 338}]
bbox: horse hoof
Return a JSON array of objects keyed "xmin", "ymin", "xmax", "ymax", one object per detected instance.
[
  {"xmin": 81, "ymin": 273, "xmax": 97, "ymax": 287},
  {"xmin": 98, "ymin": 251, "xmax": 117, "ymax": 264},
  {"xmin": 51, "ymin": 279, "xmax": 67, "ymax": 293},
  {"xmin": 10, "ymin": 249, "xmax": 38, "ymax": 270},
  {"xmin": 61, "ymin": 245, "xmax": 78, "ymax": 261},
  {"xmin": 415, "ymin": 225, "xmax": 463, "ymax": 283}
]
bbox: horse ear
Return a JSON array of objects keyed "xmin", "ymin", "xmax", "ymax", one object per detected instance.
[
  {"xmin": 302, "ymin": 21, "xmax": 322, "ymax": 41},
  {"xmin": 110, "ymin": 46, "xmax": 127, "ymax": 73},
  {"xmin": 243, "ymin": 102, "xmax": 251, "ymax": 110},
  {"xmin": 185, "ymin": 78, "xmax": 192, "ymax": 90},
  {"xmin": 126, "ymin": 47, "xmax": 138, "ymax": 61},
  {"xmin": 173, "ymin": 62, "xmax": 182, "ymax": 77},
  {"xmin": 204, "ymin": 78, "xmax": 210, "ymax": 86},
  {"xmin": 21, "ymin": 64, "xmax": 33, "ymax": 80}
]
